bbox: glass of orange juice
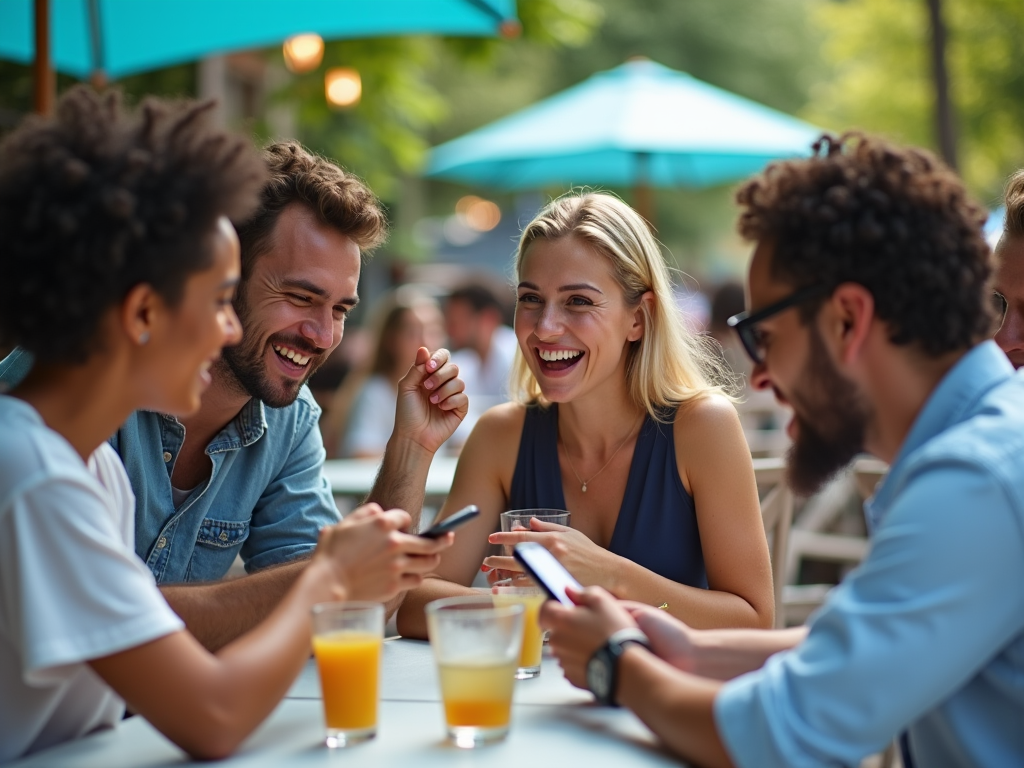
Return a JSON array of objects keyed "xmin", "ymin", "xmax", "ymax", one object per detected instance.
[
  {"xmin": 491, "ymin": 580, "xmax": 545, "ymax": 678},
  {"xmin": 311, "ymin": 601, "xmax": 384, "ymax": 748},
  {"xmin": 425, "ymin": 596, "xmax": 524, "ymax": 748}
]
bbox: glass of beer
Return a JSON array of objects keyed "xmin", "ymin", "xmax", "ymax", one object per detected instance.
[
  {"xmin": 425, "ymin": 596, "xmax": 524, "ymax": 748},
  {"xmin": 311, "ymin": 601, "xmax": 384, "ymax": 747},
  {"xmin": 491, "ymin": 580, "xmax": 546, "ymax": 678}
]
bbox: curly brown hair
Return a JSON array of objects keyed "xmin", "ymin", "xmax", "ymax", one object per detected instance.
[
  {"xmin": 235, "ymin": 140, "xmax": 387, "ymax": 282},
  {"xmin": 0, "ymin": 86, "xmax": 266, "ymax": 365},
  {"xmin": 1004, "ymin": 169, "xmax": 1024, "ymax": 240},
  {"xmin": 736, "ymin": 132, "xmax": 994, "ymax": 356}
]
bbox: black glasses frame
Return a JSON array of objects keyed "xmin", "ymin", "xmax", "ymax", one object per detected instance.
[{"xmin": 727, "ymin": 283, "xmax": 832, "ymax": 364}]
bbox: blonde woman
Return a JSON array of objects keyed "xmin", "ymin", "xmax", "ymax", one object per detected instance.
[{"xmin": 397, "ymin": 193, "xmax": 773, "ymax": 638}]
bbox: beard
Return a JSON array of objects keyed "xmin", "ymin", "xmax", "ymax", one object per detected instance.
[
  {"xmin": 785, "ymin": 326, "xmax": 871, "ymax": 496},
  {"xmin": 221, "ymin": 289, "xmax": 328, "ymax": 408}
]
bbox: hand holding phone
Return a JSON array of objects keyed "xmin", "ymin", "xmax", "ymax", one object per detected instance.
[
  {"xmin": 419, "ymin": 504, "xmax": 480, "ymax": 538},
  {"xmin": 513, "ymin": 542, "xmax": 582, "ymax": 607}
]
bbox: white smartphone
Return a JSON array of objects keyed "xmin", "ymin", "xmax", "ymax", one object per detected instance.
[{"xmin": 513, "ymin": 542, "xmax": 582, "ymax": 607}]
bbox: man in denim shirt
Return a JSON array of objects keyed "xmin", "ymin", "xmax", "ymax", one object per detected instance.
[
  {"xmin": 0, "ymin": 142, "xmax": 469, "ymax": 651},
  {"xmin": 539, "ymin": 134, "xmax": 1024, "ymax": 767}
]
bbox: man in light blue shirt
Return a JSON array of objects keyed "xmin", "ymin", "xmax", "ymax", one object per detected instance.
[
  {"xmin": 539, "ymin": 133, "xmax": 1024, "ymax": 767},
  {"xmin": 0, "ymin": 141, "xmax": 469, "ymax": 652}
]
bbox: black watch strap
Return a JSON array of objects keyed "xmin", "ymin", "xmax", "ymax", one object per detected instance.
[{"xmin": 587, "ymin": 628, "xmax": 651, "ymax": 707}]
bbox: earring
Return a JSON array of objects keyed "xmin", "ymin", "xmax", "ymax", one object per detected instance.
[{"xmin": 139, "ymin": 331, "xmax": 150, "ymax": 345}]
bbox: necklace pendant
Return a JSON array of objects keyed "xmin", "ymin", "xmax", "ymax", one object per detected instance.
[{"xmin": 581, "ymin": 483, "xmax": 587, "ymax": 492}]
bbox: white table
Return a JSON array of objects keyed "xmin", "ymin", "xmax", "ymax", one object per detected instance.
[
  {"xmin": 10, "ymin": 639, "xmax": 685, "ymax": 768},
  {"xmin": 323, "ymin": 458, "xmax": 459, "ymax": 500}
]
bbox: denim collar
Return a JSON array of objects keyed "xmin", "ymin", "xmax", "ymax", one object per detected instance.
[
  {"xmin": 870, "ymin": 341, "xmax": 1013, "ymax": 515},
  {"xmin": 154, "ymin": 397, "xmax": 267, "ymax": 454}
]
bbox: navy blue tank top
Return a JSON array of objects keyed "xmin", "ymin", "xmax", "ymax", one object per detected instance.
[{"xmin": 509, "ymin": 404, "xmax": 707, "ymax": 588}]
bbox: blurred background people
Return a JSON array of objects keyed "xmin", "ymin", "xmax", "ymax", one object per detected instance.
[
  {"xmin": 323, "ymin": 289, "xmax": 445, "ymax": 458},
  {"xmin": 993, "ymin": 169, "xmax": 1024, "ymax": 368},
  {"xmin": 445, "ymin": 281, "xmax": 519, "ymax": 450}
]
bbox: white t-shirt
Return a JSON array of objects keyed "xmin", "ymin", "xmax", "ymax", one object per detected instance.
[
  {"xmin": 340, "ymin": 375, "xmax": 396, "ymax": 458},
  {"xmin": 0, "ymin": 396, "xmax": 184, "ymax": 761}
]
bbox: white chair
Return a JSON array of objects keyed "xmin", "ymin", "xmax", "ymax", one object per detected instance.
[{"xmin": 752, "ymin": 458, "xmax": 794, "ymax": 628}]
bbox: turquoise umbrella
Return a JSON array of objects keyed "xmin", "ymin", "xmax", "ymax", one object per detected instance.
[
  {"xmin": 427, "ymin": 58, "xmax": 821, "ymax": 218},
  {"xmin": 0, "ymin": 0, "xmax": 518, "ymax": 109}
]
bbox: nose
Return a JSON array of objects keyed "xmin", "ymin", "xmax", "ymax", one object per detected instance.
[
  {"xmin": 535, "ymin": 303, "xmax": 565, "ymax": 339},
  {"xmin": 299, "ymin": 306, "xmax": 335, "ymax": 351},
  {"xmin": 222, "ymin": 304, "xmax": 243, "ymax": 346},
  {"xmin": 994, "ymin": 306, "xmax": 1024, "ymax": 359},
  {"xmin": 749, "ymin": 360, "xmax": 771, "ymax": 391}
]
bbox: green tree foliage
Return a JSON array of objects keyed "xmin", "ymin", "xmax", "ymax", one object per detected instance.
[{"xmin": 806, "ymin": 0, "xmax": 1024, "ymax": 201}]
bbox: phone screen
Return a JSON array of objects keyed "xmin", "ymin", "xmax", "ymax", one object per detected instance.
[{"xmin": 513, "ymin": 542, "xmax": 582, "ymax": 607}]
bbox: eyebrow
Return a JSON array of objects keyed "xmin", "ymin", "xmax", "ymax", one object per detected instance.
[
  {"xmin": 282, "ymin": 278, "xmax": 359, "ymax": 308},
  {"xmin": 517, "ymin": 281, "xmax": 603, "ymax": 294}
]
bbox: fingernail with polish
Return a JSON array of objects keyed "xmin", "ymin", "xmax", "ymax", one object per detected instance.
[{"xmin": 480, "ymin": 564, "xmax": 491, "ymax": 572}]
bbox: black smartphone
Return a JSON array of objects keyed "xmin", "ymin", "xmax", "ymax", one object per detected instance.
[
  {"xmin": 419, "ymin": 504, "xmax": 480, "ymax": 538},
  {"xmin": 513, "ymin": 542, "xmax": 582, "ymax": 607}
]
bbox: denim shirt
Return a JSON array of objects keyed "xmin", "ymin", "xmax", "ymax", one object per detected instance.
[
  {"xmin": 716, "ymin": 341, "xmax": 1024, "ymax": 768},
  {"xmin": 112, "ymin": 386, "xmax": 340, "ymax": 583},
  {"xmin": 0, "ymin": 349, "xmax": 339, "ymax": 584}
]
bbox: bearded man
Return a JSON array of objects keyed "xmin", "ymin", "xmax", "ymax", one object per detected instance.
[{"xmin": 539, "ymin": 133, "xmax": 1024, "ymax": 768}]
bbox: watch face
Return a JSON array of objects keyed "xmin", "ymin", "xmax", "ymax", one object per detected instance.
[{"xmin": 587, "ymin": 651, "xmax": 612, "ymax": 701}]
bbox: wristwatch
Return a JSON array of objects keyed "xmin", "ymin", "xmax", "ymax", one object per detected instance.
[{"xmin": 586, "ymin": 628, "xmax": 651, "ymax": 707}]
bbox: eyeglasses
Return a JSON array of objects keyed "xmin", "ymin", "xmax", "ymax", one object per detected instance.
[
  {"xmin": 727, "ymin": 283, "xmax": 832, "ymax": 365},
  {"xmin": 992, "ymin": 292, "xmax": 1007, "ymax": 329}
]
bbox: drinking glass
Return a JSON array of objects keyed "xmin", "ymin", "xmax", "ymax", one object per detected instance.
[
  {"xmin": 426, "ymin": 596, "xmax": 524, "ymax": 748},
  {"xmin": 311, "ymin": 601, "xmax": 384, "ymax": 747},
  {"xmin": 500, "ymin": 509, "xmax": 571, "ymax": 537},
  {"xmin": 491, "ymin": 580, "xmax": 546, "ymax": 678}
]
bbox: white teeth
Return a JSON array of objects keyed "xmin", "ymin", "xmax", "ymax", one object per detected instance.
[
  {"xmin": 538, "ymin": 349, "xmax": 582, "ymax": 362},
  {"xmin": 273, "ymin": 345, "xmax": 310, "ymax": 366}
]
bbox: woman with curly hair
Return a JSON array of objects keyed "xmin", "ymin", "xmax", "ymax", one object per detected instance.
[
  {"xmin": 0, "ymin": 87, "xmax": 450, "ymax": 761},
  {"xmin": 397, "ymin": 192, "xmax": 775, "ymax": 638}
]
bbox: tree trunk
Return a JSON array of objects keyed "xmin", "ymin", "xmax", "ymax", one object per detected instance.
[{"xmin": 926, "ymin": 0, "xmax": 957, "ymax": 170}]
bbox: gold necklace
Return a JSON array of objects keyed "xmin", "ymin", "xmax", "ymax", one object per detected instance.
[{"xmin": 561, "ymin": 414, "xmax": 643, "ymax": 493}]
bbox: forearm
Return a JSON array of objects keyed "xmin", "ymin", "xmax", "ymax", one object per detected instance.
[
  {"xmin": 365, "ymin": 435, "xmax": 435, "ymax": 529},
  {"xmin": 617, "ymin": 647, "xmax": 733, "ymax": 768},
  {"xmin": 161, "ymin": 557, "xmax": 309, "ymax": 651},
  {"xmin": 688, "ymin": 625, "xmax": 806, "ymax": 680},
  {"xmin": 395, "ymin": 575, "xmax": 478, "ymax": 639},
  {"xmin": 608, "ymin": 556, "xmax": 773, "ymax": 630}
]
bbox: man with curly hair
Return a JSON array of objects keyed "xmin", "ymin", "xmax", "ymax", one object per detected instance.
[
  {"xmin": 539, "ymin": 134, "xmax": 1024, "ymax": 768},
  {"xmin": 992, "ymin": 169, "xmax": 1024, "ymax": 368},
  {"xmin": 0, "ymin": 139, "xmax": 467, "ymax": 652}
]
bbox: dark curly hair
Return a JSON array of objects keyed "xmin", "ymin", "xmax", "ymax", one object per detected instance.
[
  {"xmin": 235, "ymin": 140, "xmax": 387, "ymax": 283},
  {"xmin": 0, "ymin": 86, "xmax": 266, "ymax": 365},
  {"xmin": 736, "ymin": 132, "xmax": 994, "ymax": 356},
  {"xmin": 1004, "ymin": 169, "xmax": 1024, "ymax": 240}
]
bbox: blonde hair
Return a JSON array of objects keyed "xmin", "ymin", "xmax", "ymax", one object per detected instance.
[{"xmin": 510, "ymin": 192, "xmax": 734, "ymax": 420}]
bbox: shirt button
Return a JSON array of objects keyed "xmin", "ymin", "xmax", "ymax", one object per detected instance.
[
  {"xmin": 156, "ymin": 537, "xmax": 168, "ymax": 549},
  {"xmin": 162, "ymin": 451, "xmax": 172, "ymax": 463},
  {"xmin": 218, "ymin": 532, "xmax": 229, "ymax": 542}
]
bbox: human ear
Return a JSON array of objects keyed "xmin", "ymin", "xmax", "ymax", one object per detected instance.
[
  {"xmin": 120, "ymin": 283, "xmax": 163, "ymax": 348},
  {"xmin": 627, "ymin": 291, "xmax": 655, "ymax": 342},
  {"xmin": 828, "ymin": 283, "xmax": 875, "ymax": 365}
]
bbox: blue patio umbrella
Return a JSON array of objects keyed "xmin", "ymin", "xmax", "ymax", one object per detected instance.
[
  {"xmin": 0, "ymin": 0, "xmax": 518, "ymax": 110},
  {"xmin": 426, "ymin": 58, "xmax": 822, "ymax": 218}
]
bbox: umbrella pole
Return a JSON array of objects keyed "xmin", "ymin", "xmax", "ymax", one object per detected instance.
[
  {"xmin": 633, "ymin": 152, "xmax": 656, "ymax": 232},
  {"xmin": 33, "ymin": 0, "xmax": 55, "ymax": 114}
]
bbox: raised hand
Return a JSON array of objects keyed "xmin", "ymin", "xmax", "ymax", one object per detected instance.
[
  {"xmin": 393, "ymin": 347, "xmax": 468, "ymax": 455},
  {"xmin": 313, "ymin": 503, "xmax": 453, "ymax": 602},
  {"xmin": 483, "ymin": 518, "xmax": 615, "ymax": 588}
]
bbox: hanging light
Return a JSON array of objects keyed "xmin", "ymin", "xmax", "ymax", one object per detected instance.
[
  {"xmin": 283, "ymin": 34, "xmax": 324, "ymax": 74},
  {"xmin": 325, "ymin": 67, "xmax": 362, "ymax": 108}
]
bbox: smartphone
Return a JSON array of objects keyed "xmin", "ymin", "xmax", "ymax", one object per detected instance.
[
  {"xmin": 513, "ymin": 542, "xmax": 582, "ymax": 607},
  {"xmin": 419, "ymin": 504, "xmax": 480, "ymax": 538}
]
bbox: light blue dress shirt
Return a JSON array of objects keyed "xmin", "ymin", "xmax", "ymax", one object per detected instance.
[
  {"xmin": 0, "ymin": 350, "xmax": 340, "ymax": 583},
  {"xmin": 715, "ymin": 341, "xmax": 1024, "ymax": 768}
]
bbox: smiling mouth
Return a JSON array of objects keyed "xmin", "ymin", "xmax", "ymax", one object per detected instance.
[
  {"xmin": 536, "ymin": 348, "xmax": 584, "ymax": 372},
  {"xmin": 272, "ymin": 343, "xmax": 312, "ymax": 368}
]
